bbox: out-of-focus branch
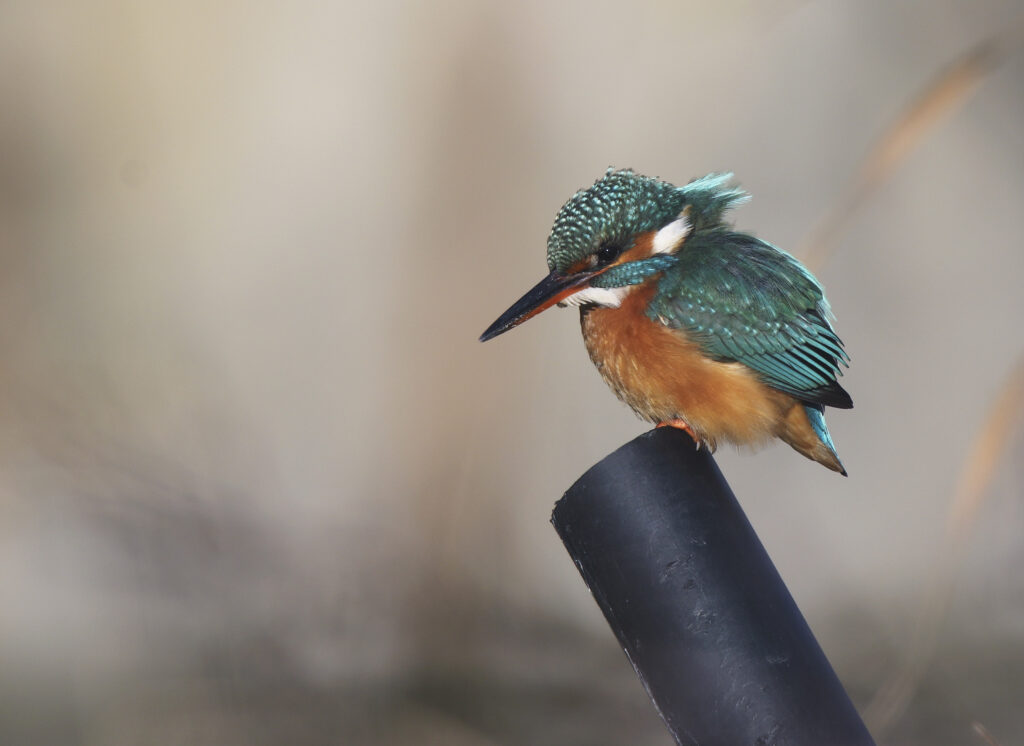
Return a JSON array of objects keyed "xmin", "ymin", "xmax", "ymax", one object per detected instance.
[
  {"xmin": 838, "ymin": 25, "xmax": 1024, "ymax": 732},
  {"xmin": 972, "ymin": 721, "xmax": 1005, "ymax": 746},
  {"xmin": 970, "ymin": 720, "xmax": 1003, "ymax": 744},
  {"xmin": 864, "ymin": 355, "xmax": 1024, "ymax": 734},
  {"xmin": 945, "ymin": 356, "xmax": 1024, "ymax": 540},
  {"xmin": 801, "ymin": 20, "xmax": 1024, "ymax": 272},
  {"xmin": 799, "ymin": 28, "xmax": 1024, "ymax": 731}
]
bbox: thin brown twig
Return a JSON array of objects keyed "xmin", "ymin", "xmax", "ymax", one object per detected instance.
[
  {"xmin": 793, "ymin": 16, "xmax": 1024, "ymax": 737},
  {"xmin": 972, "ymin": 721, "xmax": 1004, "ymax": 746},
  {"xmin": 801, "ymin": 19, "xmax": 1024, "ymax": 271},
  {"xmin": 946, "ymin": 356, "xmax": 1024, "ymax": 539},
  {"xmin": 863, "ymin": 355, "xmax": 1024, "ymax": 734}
]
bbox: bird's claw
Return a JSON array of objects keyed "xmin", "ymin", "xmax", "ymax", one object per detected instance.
[{"xmin": 656, "ymin": 418, "xmax": 702, "ymax": 449}]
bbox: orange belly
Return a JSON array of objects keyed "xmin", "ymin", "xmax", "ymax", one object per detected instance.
[{"xmin": 580, "ymin": 282, "xmax": 798, "ymax": 451}]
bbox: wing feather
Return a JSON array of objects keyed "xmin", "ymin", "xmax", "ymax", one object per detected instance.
[{"xmin": 647, "ymin": 230, "xmax": 853, "ymax": 409}]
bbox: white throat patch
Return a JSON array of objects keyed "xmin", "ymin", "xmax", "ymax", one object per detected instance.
[
  {"xmin": 558, "ymin": 285, "xmax": 631, "ymax": 309},
  {"xmin": 556, "ymin": 214, "xmax": 689, "ymax": 310}
]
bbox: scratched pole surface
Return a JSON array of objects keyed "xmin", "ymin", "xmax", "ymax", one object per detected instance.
[{"xmin": 552, "ymin": 427, "xmax": 876, "ymax": 746}]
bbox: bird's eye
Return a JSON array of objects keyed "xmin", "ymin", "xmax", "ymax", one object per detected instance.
[{"xmin": 595, "ymin": 242, "xmax": 622, "ymax": 265}]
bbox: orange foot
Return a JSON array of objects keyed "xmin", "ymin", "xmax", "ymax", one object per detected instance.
[{"xmin": 656, "ymin": 419, "xmax": 702, "ymax": 449}]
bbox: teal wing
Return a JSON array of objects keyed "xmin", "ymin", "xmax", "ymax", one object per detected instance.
[{"xmin": 647, "ymin": 229, "xmax": 852, "ymax": 408}]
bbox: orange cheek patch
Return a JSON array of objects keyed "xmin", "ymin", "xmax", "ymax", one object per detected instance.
[
  {"xmin": 564, "ymin": 230, "xmax": 657, "ymax": 275},
  {"xmin": 614, "ymin": 231, "xmax": 656, "ymax": 265}
]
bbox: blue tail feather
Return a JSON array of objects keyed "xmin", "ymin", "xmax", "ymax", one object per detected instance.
[{"xmin": 803, "ymin": 404, "xmax": 846, "ymax": 476}]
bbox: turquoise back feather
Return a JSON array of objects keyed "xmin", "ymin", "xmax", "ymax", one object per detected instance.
[{"xmin": 646, "ymin": 229, "xmax": 852, "ymax": 409}]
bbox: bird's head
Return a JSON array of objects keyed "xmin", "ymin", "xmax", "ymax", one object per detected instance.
[{"xmin": 480, "ymin": 169, "xmax": 745, "ymax": 341}]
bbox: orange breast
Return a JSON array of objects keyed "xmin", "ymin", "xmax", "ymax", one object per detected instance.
[{"xmin": 581, "ymin": 281, "xmax": 797, "ymax": 449}]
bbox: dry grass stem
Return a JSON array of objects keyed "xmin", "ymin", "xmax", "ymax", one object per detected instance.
[
  {"xmin": 864, "ymin": 356, "xmax": 1024, "ymax": 734},
  {"xmin": 972, "ymin": 721, "xmax": 1004, "ymax": 746},
  {"xmin": 802, "ymin": 20, "xmax": 1024, "ymax": 271}
]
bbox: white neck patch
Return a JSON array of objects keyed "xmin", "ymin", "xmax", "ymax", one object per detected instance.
[
  {"xmin": 652, "ymin": 213, "xmax": 691, "ymax": 255},
  {"xmin": 558, "ymin": 284, "xmax": 631, "ymax": 309},
  {"xmin": 556, "ymin": 215, "xmax": 689, "ymax": 310}
]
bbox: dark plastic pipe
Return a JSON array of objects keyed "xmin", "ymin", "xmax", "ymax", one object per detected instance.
[{"xmin": 551, "ymin": 427, "xmax": 875, "ymax": 746}]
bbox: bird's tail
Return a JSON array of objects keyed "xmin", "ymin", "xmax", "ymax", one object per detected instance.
[{"xmin": 781, "ymin": 403, "xmax": 847, "ymax": 476}]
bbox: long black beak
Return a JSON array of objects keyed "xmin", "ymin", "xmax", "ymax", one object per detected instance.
[{"xmin": 479, "ymin": 269, "xmax": 598, "ymax": 342}]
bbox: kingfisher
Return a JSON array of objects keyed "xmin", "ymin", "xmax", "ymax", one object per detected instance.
[{"xmin": 480, "ymin": 169, "xmax": 852, "ymax": 474}]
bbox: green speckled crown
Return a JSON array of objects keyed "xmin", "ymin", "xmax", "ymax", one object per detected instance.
[
  {"xmin": 546, "ymin": 169, "xmax": 683, "ymax": 272},
  {"xmin": 546, "ymin": 169, "xmax": 749, "ymax": 273}
]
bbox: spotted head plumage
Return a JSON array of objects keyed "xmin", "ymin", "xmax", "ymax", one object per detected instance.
[
  {"xmin": 480, "ymin": 168, "xmax": 753, "ymax": 340},
  {"xmin": 546, "ymin": 169, "xmax": 748, "ymax": 275}
]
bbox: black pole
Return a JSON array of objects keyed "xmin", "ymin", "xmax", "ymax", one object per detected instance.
[{"xmin": 551, "ymin": 427, "xmax": 875, "ymax": 746}]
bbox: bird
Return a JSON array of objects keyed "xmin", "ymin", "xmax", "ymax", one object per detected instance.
[{"xmin": 479, "ymin": 168, "xmax": 853, "ymax": 475}]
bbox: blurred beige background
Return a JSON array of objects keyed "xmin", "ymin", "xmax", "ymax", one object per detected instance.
[{"xmin": 1, "ymin": 1, "xmax": 1023, "ymax": 744}]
